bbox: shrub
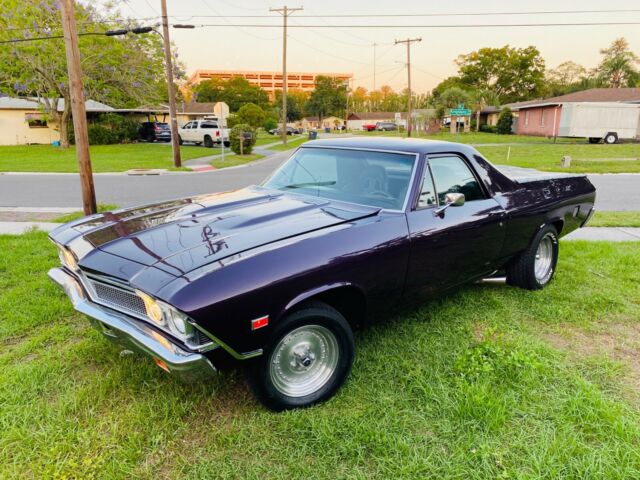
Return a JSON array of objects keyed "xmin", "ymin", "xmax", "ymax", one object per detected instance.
[
  {"xmin": 480, "ymin": 124, "xmax": 498, "ymax": 134},
  {"xmin": 496, "ymin": 108, "xmax": 514, "ymax": 134},
  {"xmin": 68, "ymin": 113, "xmax": 140, "ymax": 145},
  {"xmin": 263, "ymin": 117, "xmax": 278, "ymax": 131},
  {"xmin": 229, "ymin": 123, "xmax": 255, "ymax": 154},
  {"xmin": 236, "ymin": 103, "xmax": 266, "ymax": 128}
]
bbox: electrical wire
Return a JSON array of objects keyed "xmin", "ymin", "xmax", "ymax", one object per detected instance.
[{"xmin": 181, "ymin": 21, "xmax": 640, "ymax": 28}]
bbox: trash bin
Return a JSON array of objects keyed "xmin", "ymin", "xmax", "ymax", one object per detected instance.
[
  {"xmin": 324, "ymin": 127, "xmax": 330, "ymax": 133},
  {"xmin": 308, "ymin": 130, "xmax": 317, "ymax": 140}
]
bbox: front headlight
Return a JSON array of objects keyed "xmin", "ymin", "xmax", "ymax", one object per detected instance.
[
  {"xmin": 56, "ymin": 244, "xmax": 78, "ymax": 271},
  {"xmin": 136, "ymin": 290, "xmax": 194, "ymax": 341}
]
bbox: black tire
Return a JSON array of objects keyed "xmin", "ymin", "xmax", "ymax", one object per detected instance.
[
  {"xmin": 177, "ymin": 135, "xmax": 183, "ymax": 146},
  {"xmin": 246, "ymin": 301, "xmax": 354, "ymax": 411},
  {"xmin": 203, "ymin": 136, "xmax": 213, "ymax": 148},
  {"xmin": 506, "ymin": 224, "xmax": 559, "ymax": 290},
  {"xmin": 588, "ymin": 137, "xmax": 601, "ymax": 144},
  {"xmin": 223, "ymin": 141, "xmax": 230, "ymax": 148},
  {"xmin": 604, "ymin": 132, "xmax": 618, "ymax": 144}
]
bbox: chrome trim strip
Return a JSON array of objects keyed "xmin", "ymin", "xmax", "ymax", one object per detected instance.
[
  {"xmin": 190, "ymin": 322, "xmax": 263, "ymax": 360},
  {"xmin": 48, "ymin": 267, "xmax": 217, "ymax": 381}
]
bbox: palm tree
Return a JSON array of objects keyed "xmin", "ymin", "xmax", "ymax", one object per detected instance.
[{"xmin": 471, "ymin": 89, "xmax": 499, "ymax": 132}]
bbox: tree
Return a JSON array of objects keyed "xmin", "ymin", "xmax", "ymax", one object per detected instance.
[
  {"xmin": 545, "ymin": 61, "xmax": 588, "ymax": 96},
  {"xmin": 194, "ymin": 76, "xmax": 269, "ymax": 111},
  {"xmin": 236, "ymin": 103, "xmax": 265, "ymax": 128},
  {"xmin": 456, "ymin": 45, "xmax": 546, "ymax": 103},
  {"xmin": 273, "ymin": 91, "xmax": 305, "ymax": 121},
  {"xmin": 470, "ymin": 89, "xmax": 499, "ymax": 132},
  {"xmin": 431, "ymin": 76, "xmax": 468, "ymax": 101},
  {"xmin": 305, "ymin": 76, "xmax": 347, "ymax": 121},
  {"xmin": 496, "ymin": 108, "xmax": 514, "ymax": 134},
  {"xmin": 0, "ymin": 0, "xmax": 167, "ymax": 147},
  {"xmin": 229, "ymin": 124, "xmax": 255, "ymax": 155},
  {"xmin": 595, "ymin": 38, "xmax": 639, "ymax": 88},
  {"xmin": 434, "ymin": 87, "xmax": 472, "ymax": 119}
]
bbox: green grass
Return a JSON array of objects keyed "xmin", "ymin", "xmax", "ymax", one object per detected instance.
[
  {"xmin": 353, "ymin": 130, "xmax": 579, "ymax": 144},
  {"xmin": 210, "ymin": 153, "xmax": 264, "ymax": 169},
  {"xmin": 478, "ymin": 143, "xmax": 640, "ymax": 173},
  {"xmin": 0, "ymin": 144, "xmax": 214, "ymax": 173},
  {"xmin": 589, "ymin": 211, "xmax": 640, "ymax": 227},
  {"xmin": 267, "ymin": 135, "xmax": 309, "ymax": 151},
  {"xmin": 2, "ymin": 233, "xmax": 640, "ymax": 478}
]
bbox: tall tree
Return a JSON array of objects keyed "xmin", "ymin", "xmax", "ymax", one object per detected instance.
[
  {"xmin": 0, "ymin": 0, "xmax": 166, "ymax": 147},
  {"xmin": 456, "ymin": 45, "xmax": 546, "ymax": 103},
  {"xmin": 545, "ymin": 61, "xmax": 588, "ymax": 96},
  {"xmin": 595, "ymin": 38, "xmax": 639, "ymax": 88},
  {"xmin": 273, "ymin": 91, "xmax": 305, "ymax": 121},
  {"xmin": 194, "ymin": 76, "xmax": 269, "ymax": 111},
  {"xmin": 470, "ymin": 89, "xmax": 499, "ymax": 131},
  {"xmin": 434, "ymin": 87, "xmax": 472, "ymax": 119},
  {"xmin": 305, "ymin": 76, "xmax": 347, "ymax": 121}
]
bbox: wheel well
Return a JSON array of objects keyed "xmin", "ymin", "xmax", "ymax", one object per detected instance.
[
  {"xmin": 551, "ymin": 219, "xmax": 564, "ymax": 236},
  {"xmin": 204, "ymin": 135, "xmax": 211, "ymax": 140},
  {"xmin": 294, "ymin": 286, "xmax": 366, "ymax": 329}
]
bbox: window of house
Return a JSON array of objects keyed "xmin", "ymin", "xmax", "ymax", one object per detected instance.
[
  {"xmin": 428, "ymin": 156, "xmax": 485, "ymax": 204},
  {"xmin": 27, "ymin": 119, "xmax": 48, "ymax": 128}
]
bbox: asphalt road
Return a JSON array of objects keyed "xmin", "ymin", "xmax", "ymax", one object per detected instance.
[{"xmin": 0, "ymin": 152, "xmax": 638, "ymax": 211}]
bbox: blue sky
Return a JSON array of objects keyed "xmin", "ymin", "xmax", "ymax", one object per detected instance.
[{"xmin": 111, "ymin": 0, "xmax": 640, "ymax": 92}]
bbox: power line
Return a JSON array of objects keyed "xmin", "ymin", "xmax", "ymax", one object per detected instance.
[
  {"xmin": 181, "ymin": 21, "xmax": 640, "ymax": 28},
  {"xmin": 0, "ymin": 32, "xmax": 108, "ymax": 44}
]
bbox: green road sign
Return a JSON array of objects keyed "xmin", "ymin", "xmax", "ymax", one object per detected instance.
[{"xmin": 450, "ymin": 108, "xmax": 472, "ymax": 116}]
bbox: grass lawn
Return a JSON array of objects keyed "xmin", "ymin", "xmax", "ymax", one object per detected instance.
[
  {"xmin": 0, "ymin": 144, "xmax": 213, "ymax": 173},
  {"xmin": 354, "ymin": 130, "xmax": 578, "ymax": 144},
  {"xmin": 267, "ymin": 135, "xmax": 309, "ymax": 151},
  {"xmin": 210, "ymin": 153, "xmax": 264, "ymax": 169},
  {"xmin": 52, "ymin": 204, "xmax": 119, "ymax": 223},
  {"xmin": 2, "ymin": 233, "xmax": 640, "ymax": 478},
  {"xmin": 589, "ymin": 211, "xmax": 640, "ymax": 227}
]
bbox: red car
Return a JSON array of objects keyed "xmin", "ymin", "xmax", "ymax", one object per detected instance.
[{"xmin": 362, "ymin": 124, "xmax": 376, "ymax": 131}]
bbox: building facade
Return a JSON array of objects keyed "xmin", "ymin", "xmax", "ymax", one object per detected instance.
[{"xmin": 188, "ymin": 70, "xmax": 352, "ymax": 100}]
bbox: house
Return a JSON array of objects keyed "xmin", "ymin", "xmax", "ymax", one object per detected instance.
[
  {"xmin": 298, "ymin": 116, "xmax": 344, "ymax": 131},
  {"xmin": 513, "ymin": 88, "xmax": 640, "ymax": 137},
  {"xmin": 117, "ymin": 101, "xmax": 230, "ymax": 126},
  {"xmin": 347, "ymin": 112, "xmax": 407, "ymax": 130},
  {"xmin": 0, "ymin": 97, "xmax": 113, "ymax": 145}
]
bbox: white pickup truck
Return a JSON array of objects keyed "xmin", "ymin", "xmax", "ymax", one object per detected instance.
[{"xmin": 178, "ymin": 120, "xmax": 230, "ymax": 148}]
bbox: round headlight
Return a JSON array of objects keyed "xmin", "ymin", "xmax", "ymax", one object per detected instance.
[
  {"xmin": 137, "ymin": 291, "xmax": 164, "ymax": 325},
  {"xmin": 168, "ymin": 311, "xmax": 188, "ymax": 335}
]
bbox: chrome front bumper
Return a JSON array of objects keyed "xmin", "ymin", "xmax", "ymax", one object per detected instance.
[{"xmin": 48, "ymin": 267, "xmax": 217, "ymax": 381}]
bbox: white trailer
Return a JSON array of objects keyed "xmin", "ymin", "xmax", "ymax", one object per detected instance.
[{"xmin": 558, "ymin": 102, "xmax": 640, "ymax": 144}]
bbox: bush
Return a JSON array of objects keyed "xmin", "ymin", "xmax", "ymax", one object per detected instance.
[
  {"xmin": 496, "ymin": 108, "xmax": 514, "ymax": 134},
  {"xmin": 226, "ymin": 114, "xmax": 240, "ymax": 129},
  {"xmin": 480, "ymin": 124, "xmax": 498, "ymax": 134},
  {"xmin": 229, "ymin": 123, "xmax": 255, "ymax": 155},
  {"xmin": 236, "ymin": 103, "xmax": 266, "ymax": 128},
  {"xmin": 68, "ymin": 113, "xmax": 140, "ymax": 145},
  {"xmin": 263, "ymin": 117, "xmax": 278, "ymax": 131}
]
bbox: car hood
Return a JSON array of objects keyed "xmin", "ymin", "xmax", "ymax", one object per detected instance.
[{"xmin": 55, "ymin": 187, "xmax": 379, "ymax": 278}]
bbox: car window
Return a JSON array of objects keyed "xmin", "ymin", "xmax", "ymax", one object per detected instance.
[
  {"xmin": 263, "ymin": 147, "xmax": 416, "ymax": 210},
  {"xmin": 183, "ymin": 122, "xmax": 192, "ymax": 129},
  {"xmin": 201, "ymin": 122, "xmax": 218, "ymax": 129},
  {"xmin": 417, "ymin": 169, "xmax": 437, "ymax": 208},
  {"xmin": 428, "ymin": 156, "xmax": 484, "ymax": 203}
]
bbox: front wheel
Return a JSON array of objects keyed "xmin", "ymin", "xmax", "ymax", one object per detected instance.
[
  {"xmin": 506, "ymin": 224, "xmax": 559, "ymax": 290},
  {"xmin": 604, "ymin": 132, "xmax": 618, "ymax": 144},
  {"xmin": 246, "ymin": 302, "xmax": 354, "ymax": 411}
]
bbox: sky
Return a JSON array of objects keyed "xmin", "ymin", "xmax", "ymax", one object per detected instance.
[{"xmin": 108, "ymin": 0, "xmax": 640, "ymax": 93}]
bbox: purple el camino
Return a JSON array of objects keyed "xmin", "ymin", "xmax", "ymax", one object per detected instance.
[{"xmin": 49, "ymin": 137, "xmax": 596, "ymax": 410}]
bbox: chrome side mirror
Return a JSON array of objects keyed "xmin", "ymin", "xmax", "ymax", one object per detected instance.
[{"xmin": 434, "ymin": 192, "xmax": 465, "ymax": 216}]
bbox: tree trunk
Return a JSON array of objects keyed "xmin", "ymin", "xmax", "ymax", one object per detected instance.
[
  {"xmin": 476, "ymin": 110, "xmax": 481, "ymax": 132},
  {"xmin": 59, "ymin": 99, "xmax": 71, "ymax": 148}
]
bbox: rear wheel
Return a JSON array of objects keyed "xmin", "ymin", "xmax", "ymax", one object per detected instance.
[
  {"xmin": 246, "ymin": 302, "xmax": 354, "ymax": 411},
  {"xmin": 203, "ymin": 136, "xmax": 213, "ymax": 148},
  {"xmin": 506, "ymin": 224, "xmax": 559, "ymax": 290},
  {"xmin": 223, "ymin": 141, "xmax": 230, "ymax": 148},
  {"xmin": 604, "ymin": 132, "xmax": 618, "ymax": 144}
]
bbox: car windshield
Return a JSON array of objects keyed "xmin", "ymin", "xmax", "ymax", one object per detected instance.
[
  {"xmin": 156, "ymin": 123, "xmax": 169, "ymax": 129},
  {"xmin": 263, "ymin": 147, "xmax": 416, "ymax": 210}
]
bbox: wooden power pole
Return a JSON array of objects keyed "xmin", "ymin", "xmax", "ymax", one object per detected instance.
[
  {"xmin": 160, "ymin": 0, "xmax": 181, "ymax": 167},
  {"xmin": 59, "ymin": 0, "xmax": 96, "ymax": 215},
  {"xmin": 270, "ymin": 5, "xmax": 303, "ymax": 145},
  {"xmin": 395, "ymin": 37, "xmax": 422, "ymax": 137}
]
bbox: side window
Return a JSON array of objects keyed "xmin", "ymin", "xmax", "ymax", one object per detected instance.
[
  {"xmin": 428, "ymin": 156, "xmax": 485, "ymax": 203},
  {"xmin": 417, "ymin": 169, "xmax": 436, "ymax": 208}
]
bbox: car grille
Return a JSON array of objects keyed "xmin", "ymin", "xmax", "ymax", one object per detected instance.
[
  {"xmin": 83, "ymin": 274, "xmax": 148, "ymax": 319},
  {"xmin": 193, "ymin": 329, "xmax": 213, "ymax": 346}
]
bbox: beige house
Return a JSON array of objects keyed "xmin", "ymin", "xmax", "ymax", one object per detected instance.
[
  {"xmin": 298, "ymin": 116, "xmax": 344, "ymax": 131},
  {"xmin": 0, "ymin": 97, "xmax": 113, "ymax": 145}
]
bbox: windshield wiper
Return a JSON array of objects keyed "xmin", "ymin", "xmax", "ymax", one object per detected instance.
[{"xmin": 281, "ymin": 181, "xmax": 336, "ymax": 189}]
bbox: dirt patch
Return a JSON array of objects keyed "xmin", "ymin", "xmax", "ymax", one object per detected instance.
[
  {"xmin": 543, "ymin": 322, "xmax": 640, "ymax": 389},
  {"xmin": 0, "ymin": 212, "xmax": 61, "ymax": 222}
]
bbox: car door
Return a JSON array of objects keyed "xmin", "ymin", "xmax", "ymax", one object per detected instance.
[{"xmin": 405, "ymin": 153, "xmax": 506, "ymax": 296}]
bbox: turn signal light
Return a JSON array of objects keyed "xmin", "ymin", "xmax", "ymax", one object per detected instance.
[
  {"xmin": 153, "ymin": 357, "xmax": 170, "ymax": 373},
  {"xmin": 251, "ymin": 315, "xmax": 269, "ymax": 330}
]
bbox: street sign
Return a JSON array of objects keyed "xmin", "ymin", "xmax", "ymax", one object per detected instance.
[{"xmin": 450, "ymin": 108, "xmax": 472, "ymax": 116}]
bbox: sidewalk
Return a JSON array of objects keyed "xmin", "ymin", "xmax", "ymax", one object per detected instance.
[{"xmin": 0, "ymin": 218, "xmax": 639, "ymax": 241}]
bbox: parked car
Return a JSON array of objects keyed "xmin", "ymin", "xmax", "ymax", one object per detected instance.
[
  {"xmin": 362, "ymin": 124, "xmax": 377, "ymax": 131},
  {"xmin": 269, "ymin": 126, "xmax": 300, "ymax": 135},
  {"xmin": 375, "ymin": 122, "xmax": 397, "ymax": 131},
  {"xmin": 48, "ymin": 138, "xmax": 595, "ymax": 411},
  {"xmin": 178, "ymin": 120, "xmax": 230, "ymax": 147},
  {"xmin": 139, "ymin": 122, "xmax": 171, "ymax": 142}
]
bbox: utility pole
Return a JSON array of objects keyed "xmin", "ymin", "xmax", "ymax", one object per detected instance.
[
  {"xmin": 270, "ymin": 5, "xmax": 303, "ymax": 145},
  {"xmin": 372, "ymin": 42, "xmax": 377, "ymax": 91},
  {"xmin": 395, "ymin": 37, "xmax": 422, "ymax": 137},
  {"xmin": 160, "ymin": 0, "xmax": 181, "ymax": 167},
  {"xmin": 59, "ymin": 0, "xmax": 96, "ymax": 215}
]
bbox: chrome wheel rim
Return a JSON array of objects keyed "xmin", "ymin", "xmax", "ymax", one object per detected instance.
[
  {"xmin": 269, "ymin": 325, "xmax": 339, "ymax": 397},
  {"xmin": 534, "ymin": 234, "xmax": 554, "ymax": 283}
]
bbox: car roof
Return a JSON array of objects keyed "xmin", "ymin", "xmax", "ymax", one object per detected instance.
[{"xmin": 301, "ymin": 137, "xmax": 473, "ymax": 155}]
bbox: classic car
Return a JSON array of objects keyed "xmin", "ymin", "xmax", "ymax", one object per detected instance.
[{"xmin": 48, "ymin": 137, "xmax": 596, "ymax": 410}]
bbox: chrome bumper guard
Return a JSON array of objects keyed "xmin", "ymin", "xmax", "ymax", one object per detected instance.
[{"xmin": 48, "ymin": 267, "xmax": 217, "ymax": 381}]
